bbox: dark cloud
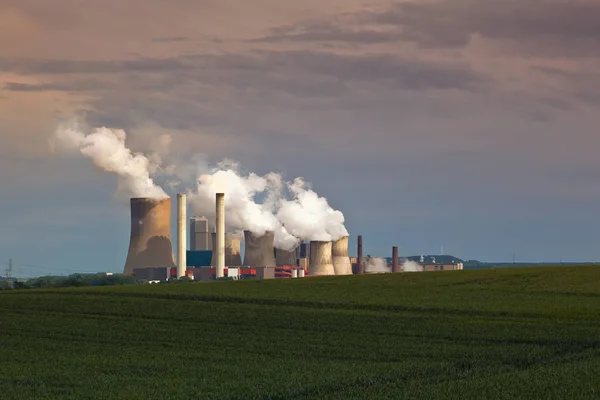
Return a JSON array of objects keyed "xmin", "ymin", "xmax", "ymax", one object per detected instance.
[
  {"xmin": 256, "ymin": 0, "xmax": 600, "ymax": 56},
  {"xmin": 3, "ymin": 80, "xmax": 105, "ymax": 92}
]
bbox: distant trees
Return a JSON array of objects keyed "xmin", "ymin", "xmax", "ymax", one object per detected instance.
[{"xmin": 5, "ymin": 273, "xmax": 141, "ymax": 290}]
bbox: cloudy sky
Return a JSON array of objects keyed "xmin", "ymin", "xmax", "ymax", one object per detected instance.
[{"xmin": 2, "ymin": 0, "xmax": 600, "ymax": 276}]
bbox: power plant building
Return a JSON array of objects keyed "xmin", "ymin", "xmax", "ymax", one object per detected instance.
[{"xmin": 190, "ymin": 216, "xmax": 210, "ymax": 251}]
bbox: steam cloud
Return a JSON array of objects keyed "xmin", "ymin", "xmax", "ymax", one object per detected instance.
[
  {"xmin": 402, "ymin": 260, "xmax": 424, "ymax": 272},
  {"xmin": 50, "ymin": 124, "xmax": 168, "ymax": 201},
  {"xmin": 363, "ymin": 257, "xmax": 390, "ymax": 273},
  {"xmin": 277, "ymin": 178, "xmax": 349, "ymax": 242},
  {"xmin": 51, "ymin": 124, "xmax": 348, "ymax": 249}
]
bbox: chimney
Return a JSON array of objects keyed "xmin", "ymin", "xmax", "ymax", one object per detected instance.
[
  {"xmin": 357, "ymin": 235, "xmax": 363, "ymax": 274},
  {"xmin": 123, "ymin": 197, "xmax": 175, "ymax": 275},
  {"xmin": 210, "ymin": 232, "xmax": 217, "ymax": 267},
  {"xmin": 309, "ymin": 241, "xmax": 335, "ymax": 275},
  {"xmin": 176, "ymin": 194, "xmax": 187, "ymax": 278},
  {"xmin": 392, "ymin": 246, "xmax": 399, "ymax": 273},
  {"xmin": 215, "ymin": 193, "xmax": 225, "ymax": 278},
  {"xmin": 243, "ymin": 230, "xmax": 276, "ymax": 267},
  {"xmin": 332, "ymin": 236, "xmax": 352, "ymax": 275}
]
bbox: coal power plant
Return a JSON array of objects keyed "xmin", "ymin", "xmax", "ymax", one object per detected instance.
[{"xmin": 122, "ymin": 192, "xmax": 423, "ymax": 281}]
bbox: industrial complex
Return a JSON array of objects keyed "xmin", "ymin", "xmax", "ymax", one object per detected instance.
[{"xmin": 124, "ymin": 194, "xmax": 463, "ymax": 281}]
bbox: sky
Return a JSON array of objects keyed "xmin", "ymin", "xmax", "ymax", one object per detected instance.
[{"xmin": 1, "ymin": 0, "xmax": 600, "ymax": 276}]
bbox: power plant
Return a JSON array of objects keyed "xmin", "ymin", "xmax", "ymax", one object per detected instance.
[
  {"xmin": 123, "ymin": 194, "xmax": 455, "ymax": 281},
  {"xmin": 243, "ymin": 230, "xmax": 276, "ymax": 267},
  {"xmin": 123, "ymin": 197, "xmax": 176, "ymax": 276}
]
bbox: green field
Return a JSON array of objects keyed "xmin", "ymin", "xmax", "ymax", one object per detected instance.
[{"xmin": 1, "ymin": 267, "xmax": 600, "ymax": 399}]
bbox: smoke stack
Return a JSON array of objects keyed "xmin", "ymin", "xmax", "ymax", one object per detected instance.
[
  {"xmin": 309, "ymin": 241, "xmax": 335, "ymax": 275},
  {"xmin": 243, "ymin": 230, "xmax": 276, "ymax": 266},
  {"xmin": 176, "ymin": 194, "xmax": 187, "ymax": 278},
  {"xmin": 211, "ymin": 232, "xmax": 217, "ymax": 266},
  {"xmin": 275, "ymin": 246, "xmax": 299, "ymax": 266},
  {"xmin": 392, "ymin": 246, "xmax": 399, "ymax": 273},
  {"xmin": 215, "ymin": 193, "xmax": 225, "ymax": 278},
  {"xmin": 357, "ymin": 235, "xmax": 363, "ymax": 274},
  {"xmin": 332, "ymin": 236, "xmax": 352, "ymax": 275},
  {"xmin": 123, "ymin": 198, "xmax": 176, "ymax": 275}
]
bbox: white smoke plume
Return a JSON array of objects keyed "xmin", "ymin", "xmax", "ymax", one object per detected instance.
[
  {"xmin": 277, "ymin": 178, "xmax": 348, "ymax": 242},
  {"xmin": 50, "ymin": 123, "xmax": 347, "ymax": 249},
  {"xmin": 402, "ymin": 260, "xmax": 424, "ymax": 272},
  {"xmin": 363, "ymin": 257, "xmax": 391, "ymax": 273},
  {"xmin": 50, "ymin": 124, "xmax": 168, "ymax": 201}
]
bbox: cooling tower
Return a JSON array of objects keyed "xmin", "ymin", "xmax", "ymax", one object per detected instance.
[
  {"xmin": 176, "ymin": 194, "xmax": 187, "ymax": 278},
  {"xmin": 357, "ymin": 235, "xmax": 363, "ymax": 274},
  {"xmin": 215, "ymin": 193, "xmax": 225, "ymax": 278},
  {"xmin": 332, "ymin": 236, "xmax": 352, "ymax": 275},
  {"xmin": 309, "ymin": 241, "xmax": 335, "ymax": 275},
  {"xmin": 212, "ymin": 233, "xmax": 242, "ymax": 266},
  {"xmin": 243, "ymin": 230, "xmax": 276, "ymax": 266},
  {"xmin": 275, "ymin": 246, "xmax": 299, "ymax": 266},
  {"xmin": 123, "ymin": 197, "xmax": 176, "ymax": 275},
  {"xmin": 392, "ymin": 246, "xmax": 399, "ymax": 273}
]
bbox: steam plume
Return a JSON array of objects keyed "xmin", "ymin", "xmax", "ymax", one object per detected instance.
[
  {"xmin": 50, "ymin": 124, "xmax": 168, "ymax": 201},
  {"xmin": 363, "ymin": 257, "xmax": 390, "ymax": 273},
  {"xmin": 277, "ymin": 178, "xmax": 348, "ymax": 242},
  {"xmin": 402, "ymin": 260, "xmax": 423, "ymax": 272}
]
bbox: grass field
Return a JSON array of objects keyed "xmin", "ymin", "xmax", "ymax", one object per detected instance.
[{"xmin": 1, "ymin": 266, "xmax": 600, "ymax": 399}]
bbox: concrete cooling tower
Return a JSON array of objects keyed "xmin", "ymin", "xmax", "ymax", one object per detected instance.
[
  {"xmin": 243, "ymin": 230, "xmax": 276, "ymax": 267},
  {"xmin": 123, "ymin": 197, "xmax": 176, "ymax": 275},
  {"xmin": 309, "ymin": 241, "xmax": 335, "ymax": 275},
  {"xmin": 275, "ymin": 246, "xmax": 299, "ymax": 266},
  {"xmin": 212, "ymin": 233, "xmax": 242, "ymax": 266},
  {"xmin": 332, "ymin": 236, "xmax": 352, "ymax": 275}
]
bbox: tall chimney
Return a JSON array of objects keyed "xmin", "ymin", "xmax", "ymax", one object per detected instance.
[
  {"xmin": 357, "ymin": 235, "xmax": 363, "ymax": 274},
  {"xmin": 176, "ymin": 194, "xmax": 187, "ymax": 278},
  {"xmin": 123, "ymin": 198, "xmax": 175, "ymax": 275},
  {"xmin": 210, "ymin": 232, "xmax": 217, "ymax": 266},
  {"xmin": 392, "ymin": 246, "xmax": 399, "ymax": 273},
  {"xmin": 215, "ymin": 193, "xmax": 225, "ymax": 278},
  {"xmin": 243, "ymin": 230, "xmax": 276, "ymax": 266},
  {"xmin": 309, "ymin": 241, "xmax": 335, "ymax": 275},
  {"xmin": 332, "ymin": 236, "xmax": 352, "ymax": 275}
]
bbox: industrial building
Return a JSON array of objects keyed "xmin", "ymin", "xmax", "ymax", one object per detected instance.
[
  {"xmin": 123, "ymin": 193, "xmax": 461, "ymax": 282},
  {"xmin": 190, "ymin": 216, "xmax": 210, "ymax": 251}
]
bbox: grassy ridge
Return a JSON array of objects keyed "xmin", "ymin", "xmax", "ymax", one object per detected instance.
[{"xmin": 1, "ymin": 267, "xmax": 600, "ymax": 399}]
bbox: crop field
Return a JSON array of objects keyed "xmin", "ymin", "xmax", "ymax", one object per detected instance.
[{"xmin": 1, "ymin": 266, "xmax": 600, "ymax": 399}]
